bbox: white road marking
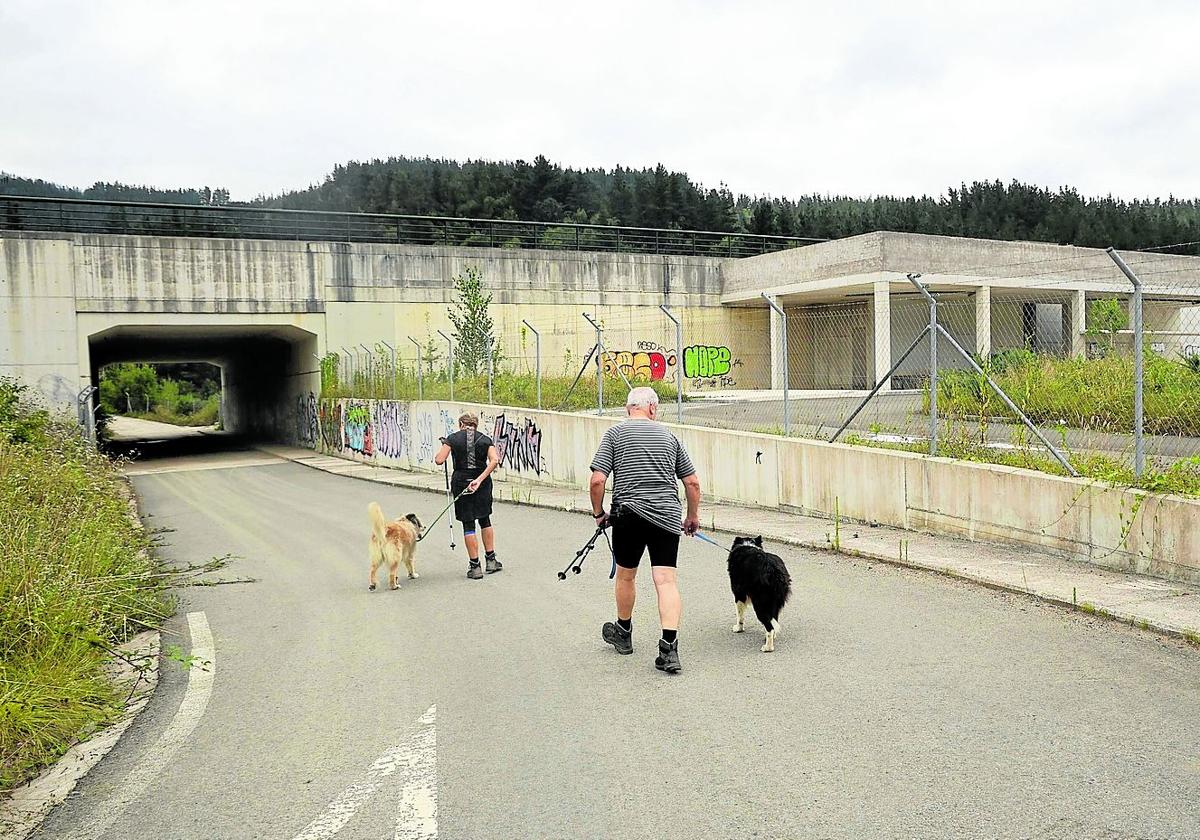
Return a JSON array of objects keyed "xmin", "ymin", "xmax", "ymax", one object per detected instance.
[
  {"xmin": 66, "ymin": 611, "xmax": 215, "ymax": 840},
  {"xmin": 291, "ymin": 705, "xmax": 437, "ymax": 840},
  {"xmin": 395, "ymin": 705, "xmax": 437, "ymax": 840}
]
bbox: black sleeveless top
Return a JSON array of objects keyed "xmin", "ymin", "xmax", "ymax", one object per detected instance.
[{"xmin": 446, "ymin": 429, "xmax": 493, "ymax": 480}]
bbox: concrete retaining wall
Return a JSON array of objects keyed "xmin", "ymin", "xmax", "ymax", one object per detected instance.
[{"xmin": 306, "ymin": 397, "xmax": 1200, "ymax": 585}]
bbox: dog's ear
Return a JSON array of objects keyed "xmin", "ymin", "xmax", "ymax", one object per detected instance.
[
  {"xmin": 405, "ymin": 513, "xmax": 421, "ymax": 527},
  {"xmin": 754, "ymin": 535, "xmax": 763, "ymax": 547}
]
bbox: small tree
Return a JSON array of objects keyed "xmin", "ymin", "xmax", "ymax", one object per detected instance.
[
  {"xmin": 1087, "ymin": 298, "xmax": 1127, "ymax": 354},
  {"xmin": 447, "ymin": 266, "xmax": 501, "ymax": 376}
]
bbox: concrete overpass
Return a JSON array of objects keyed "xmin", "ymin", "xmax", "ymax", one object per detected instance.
[
  {"xmin": 5, "ymin": 196, "xmax": 1200, "ymax": 438},
  {"xmin": 0, "ymin": 197, "xmax": 751, "ymax": 434}
]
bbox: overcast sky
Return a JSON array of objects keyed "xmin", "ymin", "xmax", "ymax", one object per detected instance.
[{"xmin": 3, "ymin": 0, "xmax": 1198, "ymax": 202}]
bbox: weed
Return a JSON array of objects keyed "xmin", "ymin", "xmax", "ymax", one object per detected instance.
[{"xmin": 0, "ymin": 378, "xmax": 174, "ymax": 790}]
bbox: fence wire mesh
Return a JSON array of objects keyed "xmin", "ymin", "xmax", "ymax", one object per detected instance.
[{"xmin": 319, "ymin": 245, "xmax": 1200, "ymax": 492}]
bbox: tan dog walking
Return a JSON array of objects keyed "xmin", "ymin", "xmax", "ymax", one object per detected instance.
[{"xmin": 367, "ymin": 502, "xmax": 422, "ymax": 591}]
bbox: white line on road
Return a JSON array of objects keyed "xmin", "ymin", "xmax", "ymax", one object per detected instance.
[
  {"xmin": 291, "ymin": 705, "xmax": 437, "ymax": 840},
  {"xmin": 66, "ymin": 611, "xmax": 216, "ymax": 840},
  {"xmin": 395, "ymin": 705, "xmax": 437, "ymax": 840}
]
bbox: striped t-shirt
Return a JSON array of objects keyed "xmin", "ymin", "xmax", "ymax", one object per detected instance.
[{"xmin": 589, "ymin": 419, "xmax": 697, "ymax": 535}]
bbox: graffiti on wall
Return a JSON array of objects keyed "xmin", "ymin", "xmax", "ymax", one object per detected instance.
[
  {"xmin": 492, "ymin": 413, "xmax": 543, "ymax": 475},
  {"xmin": 682, "ymin": 344, "xmax": 742, "ymax": 389},
  {"xmin": 344, "ymin": 401, "xmax": 373, "ymax": 456},
  {"xmin": 296, "ymin": 392, "xmax": 319, "ymax": 447},
  {"xmin": 372, "ymin": 401, "xmax": 409, "ymax": 460},
  {"xmin": 412, "ymin": 405, "xmax": 457, "ymax": 464},
  {"xmin": 602, "ymin": 341, "xmax": 678, "ymax": 382}
]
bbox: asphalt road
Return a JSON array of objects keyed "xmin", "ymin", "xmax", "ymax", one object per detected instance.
[{"xmin": 35, "ymin": 452, "xmax": 1200, "ymax": 839}]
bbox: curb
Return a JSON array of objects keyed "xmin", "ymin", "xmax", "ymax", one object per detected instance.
[
  {"xmin": 0, "ymin": 631, "xmax": 161, "ymax": 840},
  {"xmin": 277, "ymin": 449, "xmax": 1200, "ymax": 649}
]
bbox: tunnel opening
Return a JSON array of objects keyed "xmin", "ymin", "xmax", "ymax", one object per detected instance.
[{"xmin": 86, "ymin": 323, "xmax": 319, "ymax": 458}]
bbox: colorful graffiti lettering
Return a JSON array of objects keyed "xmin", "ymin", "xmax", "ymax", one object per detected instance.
[
  {"xmin": 492, "ymin": 413, "xmax": 543, "ymax": 475},
  {"xmin": 344, "ymin": 401, "xmax": 373, "ymax": 456},
  {"xmin": 602, "ymin": 350, "xmax": 677, "ymax": 381},
  {"xmin": 372, "ymin": 401, "xmax": 409, "ymax": 459},
  {"xmin": 682, "ymin": 345, "xmax": 732, "ymax": 379}
]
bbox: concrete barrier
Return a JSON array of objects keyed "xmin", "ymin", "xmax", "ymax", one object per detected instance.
[{"xmin": 306, "ymin": 398, "xmax": 1200, "ymax": 585}]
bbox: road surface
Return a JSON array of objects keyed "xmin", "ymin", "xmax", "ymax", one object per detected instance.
[{"xmin": 34, "ymin": 451, "xmax": 1200, "ymax": 839}]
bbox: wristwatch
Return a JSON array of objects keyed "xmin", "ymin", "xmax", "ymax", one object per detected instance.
[{"xmin": 592, "ymin": 508, "xmax": 605, "ymax": 518}]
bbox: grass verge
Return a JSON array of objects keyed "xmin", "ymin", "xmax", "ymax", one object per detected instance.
[{"xmin": 0, "ymin": 379, "xmax": 172, "ymax": 791}]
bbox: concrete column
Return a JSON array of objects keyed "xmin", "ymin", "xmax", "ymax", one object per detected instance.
[
  {"xmin": 975, "ymin": 285, "xmax": 992, "ymax": 357},
  {"xmin": 767, "ymin": 295, "xmax": 786, "ymax": 390},
  {"xmin": 873, "ymin": 281, "xmax": 891, "ymax": 391},
  {"xmin": 1071, "ymin": 289, "xmax": 1087, "ymax": 357}
]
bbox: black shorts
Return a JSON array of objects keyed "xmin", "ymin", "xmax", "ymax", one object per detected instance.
[{"xmin": 612, "ymin": 509, "xmax": 680, "ymax": 569}]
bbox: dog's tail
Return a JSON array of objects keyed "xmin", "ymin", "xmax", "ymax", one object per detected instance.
[{"xmin": 368, "ymin": 501, "xmax": 388, "ymax": 545}]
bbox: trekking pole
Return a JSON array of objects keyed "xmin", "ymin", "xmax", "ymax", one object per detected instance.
[
  {"xmin": 443, "ymin": 461, "xmax": 456, "ymax": 551},
  {"xmin": 557, "ymin": 522, "xmax": 612, "ymax": 580}
]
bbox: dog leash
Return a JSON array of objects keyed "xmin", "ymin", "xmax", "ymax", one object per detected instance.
[
  {"xmin": 691, "ymin": 530, "xmax": 726, "ymax": 551},
  {"xmin": 416, "ymin": 486, "xmax": 471, "ymax": 543}
]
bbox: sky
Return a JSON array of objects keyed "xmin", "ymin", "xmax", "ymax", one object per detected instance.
[{"xmin": 2, "ymin": 0, "xmax": 1198, "ymax": 202}]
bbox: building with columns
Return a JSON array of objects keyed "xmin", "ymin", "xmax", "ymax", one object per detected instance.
[{"xmin": 722, "ymin": 231, "xmax": 1200, "ymax": 392}]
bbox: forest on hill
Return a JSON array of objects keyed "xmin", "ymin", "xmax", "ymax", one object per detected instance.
[{"xmin": 4, "ymin": 156, "xmax": 1198, "ymax": 252}]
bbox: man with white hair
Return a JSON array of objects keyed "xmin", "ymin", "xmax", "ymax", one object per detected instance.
[{"xmin": 589, "ymin": 386, "xmax": 701, "ymax": 673}]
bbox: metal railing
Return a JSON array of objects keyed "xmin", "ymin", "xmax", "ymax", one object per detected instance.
[{"xmin": 0, "ymin": 195, "xmax": 824, "ymax": 258}]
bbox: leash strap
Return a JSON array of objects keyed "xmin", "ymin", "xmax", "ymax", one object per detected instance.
[
  {"xmin": 416, "ymin": 487, "xmax": 471, "ymax": 542},
  {"xmin": 691, "ymin": 530, "xmax": 726, "ymax": 550}
]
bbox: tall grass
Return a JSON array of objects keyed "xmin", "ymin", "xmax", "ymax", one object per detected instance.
[
  {"xmin": 129, "ymin": 392, "xmax": 221, "ymax": 427},
  {"xmin": 932, "ymin": 350, "xmax": 1200, "ymax": 436},
  {"xmin": 0, "ymin": 379, "xmax": 171, "ymax": 790}
]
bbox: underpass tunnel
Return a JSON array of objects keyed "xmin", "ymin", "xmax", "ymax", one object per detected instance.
[{"xmin": 86, "ymin": 324, "xmax": 319, "ymax": 443}]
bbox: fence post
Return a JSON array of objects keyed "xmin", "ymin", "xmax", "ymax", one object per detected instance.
[
  {"xmin": 660, "ymin": 304, "xmax": 683, "ymax": 423},
  {"xmin": 381, "ymin": 341, "xmax": 397, "ymax": 400},
  {"xmin": 522, "ymin": 319, "xmax": 541, "ymax": 409},
  {"xmin": 437, "ymin": 330, "xmax": 454, "ymax": 401},
  {"xmin": 583, "ymin": 313, "xmax": 603, "ymax": 415},
  {"xmin": 359, "ymin": 344, "xmax": 373, "ymax": 398},
  {"xmin": 487, "ymin": 337, "xmax": 494, "ymax": 404},
  {"xmin": 408, "ymin": 336, "xmax": 423, "ymax": 401},
  {"xmin": 1107, "ymin": 248, "xmax": 1145, "ymax": 478},
  {"xmin": 762, "ymin": 294, "xmax": 788, "ymax": 436},
  {"xmin": 907, "ymin": 274, "xmax": 937, "ymax": 456}
]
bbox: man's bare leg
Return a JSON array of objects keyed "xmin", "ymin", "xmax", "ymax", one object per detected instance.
[
  {"xmin": 651, "ymin": 566, "xmax": 681, "ymax": 631},
  {"xmin": 614, "ymin": 566, "xmax": 637, "ymax": 620}
]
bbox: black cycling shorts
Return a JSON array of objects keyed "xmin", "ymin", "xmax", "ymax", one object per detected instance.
[{"xmin": 612, "ymin": 509, "xmax": 680, "ymax": 569}]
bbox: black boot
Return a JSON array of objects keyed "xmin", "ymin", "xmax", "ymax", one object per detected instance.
[
  {"xmin": 467, "ymin": 561, "xmax": 483, "ymax": 580},
  {"xmin": 654, "ymin": 638, "xmax": 681, "ymax": 673},
  {"xmin": 602, "ymin": 621, "xmax": 633, "ymax": 655}
]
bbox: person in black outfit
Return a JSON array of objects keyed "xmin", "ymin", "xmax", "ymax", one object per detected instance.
[{"xmin": 434, "ymin": 412, "xmax": 502, "ymax": 579}]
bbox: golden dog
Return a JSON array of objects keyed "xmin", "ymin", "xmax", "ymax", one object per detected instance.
[{"xmin": 367, "ymin": 502, "xmax": 423, "ymax": 591}]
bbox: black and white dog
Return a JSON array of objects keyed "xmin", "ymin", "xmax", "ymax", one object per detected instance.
[{"xmin": 727, "ymin": 536, "xmax": 792, "ymax": 653}]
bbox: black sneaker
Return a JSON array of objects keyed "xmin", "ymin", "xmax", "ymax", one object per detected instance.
[
  {"xmin": 485, "ymin": 555, "xmax": 503, "ymax": 574},
  {"xmin": 601, "ymin": 621, "xmax": 633, "ymax": 655},
  {"xmin": 467, "ymin": 563, "xmax": 483, "ymax": 580},
  {"xmin": 654, "ymin": 638, "xmax": 682, "ymax": 673}
]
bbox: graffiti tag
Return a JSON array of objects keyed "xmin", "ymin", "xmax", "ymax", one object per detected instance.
[
  {"xmin": 682, "ymin": 345, "xmax": 732, "ymax": 379},
  {"xmin": 492, "ymin": 413, "xmax": 543, "ymax": 475}
]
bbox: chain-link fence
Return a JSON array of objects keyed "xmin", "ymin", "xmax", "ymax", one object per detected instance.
[{"xmin": 319, "ymin": 246, "xmax": 1200, "ymax": 493}]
